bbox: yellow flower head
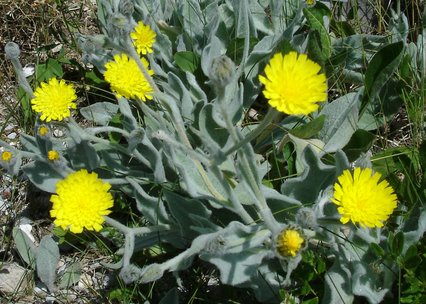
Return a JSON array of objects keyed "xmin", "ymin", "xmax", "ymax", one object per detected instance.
[
  {"xmin": 47, "ymin": 150, "xmax": 60, "ymax": 161},
  {"xmin": 50, "ymin": 169, "xmax": 114, "ymax": 234},
  {"xmin": 276, "ymin": 228, "xmax": 305, "ymax": 257},
  {"xmin": 104, "ymin": 53, "xmax": 154, "ymax": 101},
  {"xmin": 1, "ymin": 151, "xmax": 13, "ymax": 162},
  {"xmin": 259, "ymin": 51, "xmax": 327, "ymax": 115},
  {"xmin": 306, "ymin": 0, "xmax": 316, "ymax": 6},
  {"xmin": 38, "ymin": 125, "xmax": 49, "ymax": 137},
  {"xmin": 332, "ymin": 167, "xmax": 398, "ymax": 228},
  {"xmin": 131, "ymin": 21, "xmax": 156, "ymax": 55},
  {"xmin": 31, "ymin": 78, "xmax": 77, "ymax": 122}
]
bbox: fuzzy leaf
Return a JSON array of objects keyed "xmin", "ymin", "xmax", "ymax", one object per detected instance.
[
  {"xmin": 164, "ymin": 191, "xmax": 217, "ymax": 239},
  {"xmin": 281, "ymin": 146, "xmax": 337, "ymax": 204},
  {"xmin": 69, "ymin": 140, "xmax": 100, "ymax": 171},
  {"xmin": 323, "ymin": 255, "xmax": 354, "ymax": 304},
  {"xmin": 342, "ymin": 129, "xmax": 375, "ymax": 162},
  {"xmin": 288, "ymin": 133, "xmax": 325, "ymax": 174},
  {"xmin": 118, "ymin": 97, "xmax": 138, "ymax": 130},
  {"xmin": 22, "ymin": 161, "xmax": 63, "ymax": 193},
  {"xmin": 59, "ymin": 262, "xmax": 81, "ymax": 289},
  {"xmin": 200, "ymin": 222, "xmax": 271, "ymax": 286},
  {"xmin": 13, "ymin": 227, "xmax": 37, "ymax": 266},
  {"xmin": 132, "ymin": 184, "xmax": 170, "ymax": 225},
  {"xmin": 319, "ymin": 91, "xmax": 360, "ymax": 153},
  {"xmin": 20, "ymin": 134, "xmax": 40, "ymax": 154},
  {"xmin": 80, "ymin": 102, "xmax": 119, "ymax": 126},
  {"xmin": 36, "ymin": 235, "xmax": 60, "ymax": 292}
]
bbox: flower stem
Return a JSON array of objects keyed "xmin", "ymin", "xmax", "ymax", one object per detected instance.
[{"xmin": 222, "ymin": 108, "xmax": 280, "ymax": 158}]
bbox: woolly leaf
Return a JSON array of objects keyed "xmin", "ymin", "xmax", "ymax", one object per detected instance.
[
  {"xmin": 164, "ymin": 191, "xmax": 217, "ymax": 239},
  {"xmin": 200, "ymin": 222, "xmax": 271, "ymax": 286},
  {"xmin": 13, "ymin": 227, "xmax": 37, "ymax": 266},
  {"xmin": 36, "ymin": 235, "xmax": 60, "ymax": 292},
  {"xmin": 80, "ymin": 102, "xmax": 119, "ymax": 126},
  {"xmin": 69, "ymin": 140, "xmax": 100, "ymax": 171},
  {"xmin": 59, "ymin": 262, "xmax": 81, "ymax": 289},
  {"xmin": 281, "ymin": 146, "xmax": 337, "ymax": 204},
  {"xmin": 319, "ymin": 91, "xmax": 360, "ymax": 153},
  {"xmin": 323, "ymin": 254, "xmax": 354, "ymax": 304},
  {"xmin": 22, "ymin": 161, "xmax": 62, "ymax": 193}
]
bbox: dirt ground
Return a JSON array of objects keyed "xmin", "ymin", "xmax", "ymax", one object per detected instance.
[{"xmin": 0, "ymin": 1, "xmax": 110, "ymax": 302}]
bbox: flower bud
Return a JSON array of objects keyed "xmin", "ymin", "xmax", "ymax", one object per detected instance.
[
  {"xmin": 295, "ymin": 207, "xmax": 318, "ymax": 230},
  {"xmin": 208, "ymin": 55, "xmax": 236, "ymax": 89},
  {"xmin": 119, "ymin": 264, "xmax": 143, "ymax": 284},
  {"xmin": 5, "ymin": 42, "xmax": 20, "ymax": 60},
  {"xmin": 119, "ymin": 0, "xmax": 134, "ymax": 17},
  {"xmin": 275, "ymin": 225, "xmax": 305, "ymax": 258},
  {"xmin": 108, "ymin": 13, "xmax": 132, "ymax": 37},
  {"xmin": 47, "ymin": 150, "xmax": 61, "ymax": 161}
]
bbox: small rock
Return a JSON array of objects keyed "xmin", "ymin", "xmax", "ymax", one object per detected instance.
[
  {"xmin": 53, "ymin": 129, "xmax": 64, "ymax": 137},
  {"xmin": 77, "ymin": 273, "xmax": 93, "ymax": 290},
  {"xmin": 0, "ymin": 262, "xmax": 32, "ymax": 295},
  {"xmin": 5, "ymin": 124, "xmax": 14, "ymax": 132},
  {"xmin": 7, "ymin": 132, "xmax": 17, "ymax": 139},
  {"xmin": 1, "ymin": 188, "xmax": 12, "ymax": 200},
  {"xmin": 23, "ymin": 64, "xmax": 35, "ymax": 78},
  {"xmin": 34, "ymin": 282, "xmax": 49, "ymax": 297}
]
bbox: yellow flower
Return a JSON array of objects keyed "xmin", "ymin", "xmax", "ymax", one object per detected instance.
[
  {"xmin": 276, "ymin": 228, "xmax": 304, "ymax": 257},
  {"xmin": 31, "ymin": 78, "xmax": 77, "ymax": 122},
  {"xmin": 50, "ymin": 169, "xmax": 114, "ymax": 234},
  {"xmin": 306, "ymin": 0, "xmax": 316, "ymax": 6},
  {"xmin": 131, "ymin": 21, "xmax": 156, "ymax": 55},
  {"xmin": 47, "ymin": 150, "xmax": 60, "ymax": 161},
  {"xmin": 1, "ymin": 151, "xmax": 13, "ymax": 162},
  {"xmin": 38, "ymin": 125, "xmax": 49, "ymax": 137},
  {"xmin": 104, "ymin": 53, "xmax": 154, "ymax": 101},
  {"xmin": 332, "ymin": 168, "xmax": 398, "ymax": 228},
  {"xmin": 259, "ymin": 52, "xmax": 327, "ymax": 115}
]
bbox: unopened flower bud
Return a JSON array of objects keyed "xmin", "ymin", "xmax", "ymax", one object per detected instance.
[
  {"xmin": 37, "ymin": 125, "xmax": 50, "ymax": 137},
  {"xmin": 1, "ymin": 151, "xmax": 13, "ymax": 162},
  {"xmin": 119, "ymin": 0, "xmax": 134, "ymax": 17},
  {"xmin": 295, "ymin": 207, "xmax": 318, "ymax": 230},
  {"xmin": 5, "ymin": 42, "xmax": 21, "ymax": 60},
  {"xmin": 47, "ymin": 150, "xmax": 61, "ymax": 161},
  {"xmin": 108, "ymin": 13, "xmax": 132, "ymax": 37},
  {"xmin": 208, "ymin": 55, "xmax": 236, "ymax": 88}
]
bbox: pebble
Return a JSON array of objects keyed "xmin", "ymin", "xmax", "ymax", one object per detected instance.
[
  {"xmin": 53, "ymin": 129, "xmax": 64, "ymax": 137},
  {"xmin": 5, "ymin": 124, "xmax": 14, "ymax": 132},
  {"xmin": 0, "ymin": 262, "xmax": 32, "ymax": 295},
  {"xmin": 7, "ymin": 132, "xmax": 17, "ymax": 139}
]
